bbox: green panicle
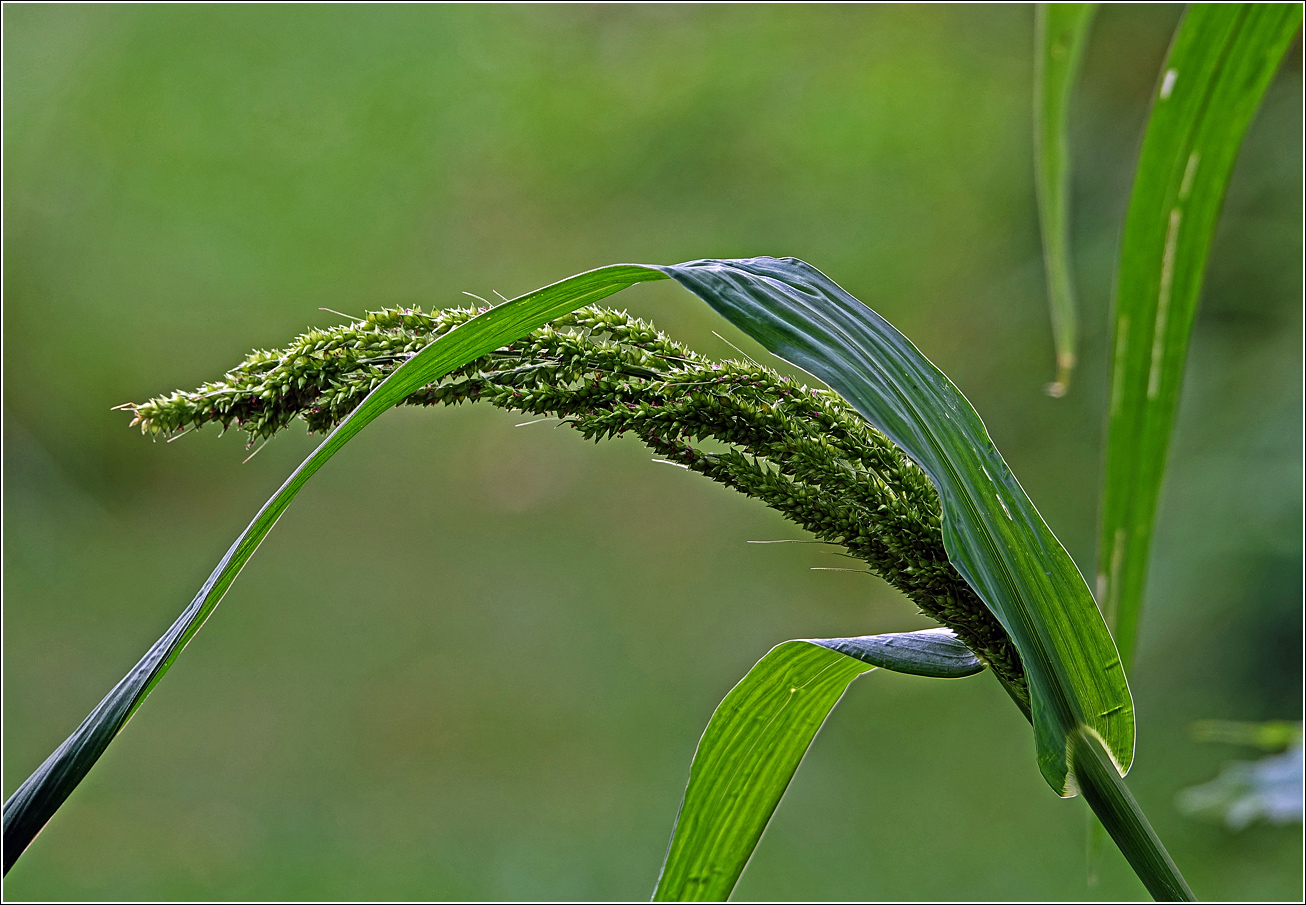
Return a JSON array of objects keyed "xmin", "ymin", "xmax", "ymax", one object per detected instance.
[{"xmin": 125, "ymin": 305, "xmax": 1028, "ymax": 704}]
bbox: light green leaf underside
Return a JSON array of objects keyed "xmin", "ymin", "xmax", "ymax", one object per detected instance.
[
  {"xmin": 661, "ymin": 257, "xmax": 1132, "ymax": 794},
  {"xmin": 653, "ymin": 630, "xmax": 983, "ymax": 902},
  {"xmin": 1096, "ymin": 3, "xmax": 1302, "ymax": 669},
  {"xmin": 1034, "ymin": 2, "xmax": 1097, "ymax": 396}
]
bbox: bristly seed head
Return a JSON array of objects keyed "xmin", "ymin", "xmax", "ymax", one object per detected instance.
[{"xmin": 124, "ymin": 304, "xmax": 1028, "ymax": 705}]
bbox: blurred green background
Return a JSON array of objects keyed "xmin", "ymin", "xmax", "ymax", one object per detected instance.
[{"xmin": 3, "ymin": 4, "xmax": 1301, "ymax": 900}]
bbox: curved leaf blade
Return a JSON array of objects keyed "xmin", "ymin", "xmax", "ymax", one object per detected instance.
[
  {"xmin": 654, "ymin": 628, "xmax": 983, "ymax": 902},
  {"xmin": 1097, "ymin": 3, "xmax": 1302, "ymax": 669},
  {"xmin": 661, "ymin": 256, "xmax": 1133, "ymax": 795},
  {"xmin": 1034, "ymin": 2, "xmax": 1097, "ymax": 396},
  {"xmin": 653, "ymin": 640, "xmax": 872, "ymax": 902},
  {"xmin": 2, "ymin": 263, "xmax": 668, "ymax": 874}
]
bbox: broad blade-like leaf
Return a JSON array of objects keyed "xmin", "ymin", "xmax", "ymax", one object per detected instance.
[
  {"xmin": 1, "ymin": 263, "xmax": 668, "ymax": 874},
  {"xmin": 661, "ymin": 257, "xmax": 1133, "ymax": 795},
  {"xmin": 1034, "ymin": 2, "xmax": 1097, "ymax": 396},
  {"xmin": 1096, "ymin": 4, "xmax": 1302, "ymax": 668},
  {"xmin": 654, "ymin": 630, "xmax": 982, "ymax": 902}
]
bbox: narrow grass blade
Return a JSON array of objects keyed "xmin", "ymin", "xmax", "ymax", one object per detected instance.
[
  {"xmin": 654, "ymin": 630, "xmax": 982, "ymax": 902},
  {"xmin": 1, "ymin": 264, "xmax": 668, "ymax": 874},
  {"xmin": 662, "ymin": 256, "xmax": 1133, "ymax": 796},
  {"xmin": 1034, "ymin": 3, "xmax": 1097, "ymax": 396},
  {"xmin": 1096, "ymin": 4, "xmax": 1302, "ymax": 668}
]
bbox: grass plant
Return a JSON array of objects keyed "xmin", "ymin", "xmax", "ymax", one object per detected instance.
[{"xmin": 3, "ymin": 4, "xmax": 1300, "ymax": 900}]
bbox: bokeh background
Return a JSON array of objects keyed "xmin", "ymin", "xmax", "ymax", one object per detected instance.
[{"xmin": 3, "ymin": 4, "xmax": 1301, "ymax": 900}]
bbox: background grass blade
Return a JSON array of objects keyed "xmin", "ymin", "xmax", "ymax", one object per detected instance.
[
  {"xmin": 662, "ymin": 256, "xmax": 1132, "ymax": 796},
  {"xmin": 1034, "ymin": 2, "xmax": 1097, "ymax": 397},
  {"xmin": 654, "ymin": 629, "xmax": 983, "ymax": 902},
  {"xmin": 1096, "ymin": 4, "xmax": 1302, "ymax": 668},
  {"xmin": 1, "ymin": 263, "xmax": 667, "ymax": 874}
]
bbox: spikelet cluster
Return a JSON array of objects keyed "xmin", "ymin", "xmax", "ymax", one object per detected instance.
[{"xmin": 125, "ymin": 305, "xmax": 1028, "ymax": 704}]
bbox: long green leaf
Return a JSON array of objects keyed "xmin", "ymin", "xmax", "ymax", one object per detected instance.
[
  {"xmin": 663, "ymin": 259, "xmax": 1195, "ymax": 901},
  {"xmin": 1034, "ymin": 2, "xmax": 1097, "ymax": 396},
  {"xmin": 661, "ymin": 257, "xmax": 1132, "ymax": 796},
  {"xmin": 1, "ymin": 263, "xmax": 668, "ymax": 874},
  {"xmin": 1096, "ymin": 4, "xmax": 1302, "ymax": 668},
  {"xmin": 654, "ymin": 630, "xmax": 983, "ymax": 902}
]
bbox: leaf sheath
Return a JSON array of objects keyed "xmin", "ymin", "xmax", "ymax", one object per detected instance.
[{"xmin": 1070, "ymin": 727, "xmax": 1195, "ymax": 901}]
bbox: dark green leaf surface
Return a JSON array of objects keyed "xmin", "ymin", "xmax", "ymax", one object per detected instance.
[
  {"xmin": 662, "ymin": 257, "xmax": 1133, "ymax": 795},
  {"xmin": 1096, "ymin": 4, "xmax": 1302, "ymax": 667},
  {"xmin": 1, "ymin": 263, "xmax": 668, "ymax": 874},
  {"xmin": 1034, "ymin": 2, "xmax": 1097, "ymax": 396},
  {"xmin": 812, "ymin": 627, "xmax": 985, "ymax": 678}
]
